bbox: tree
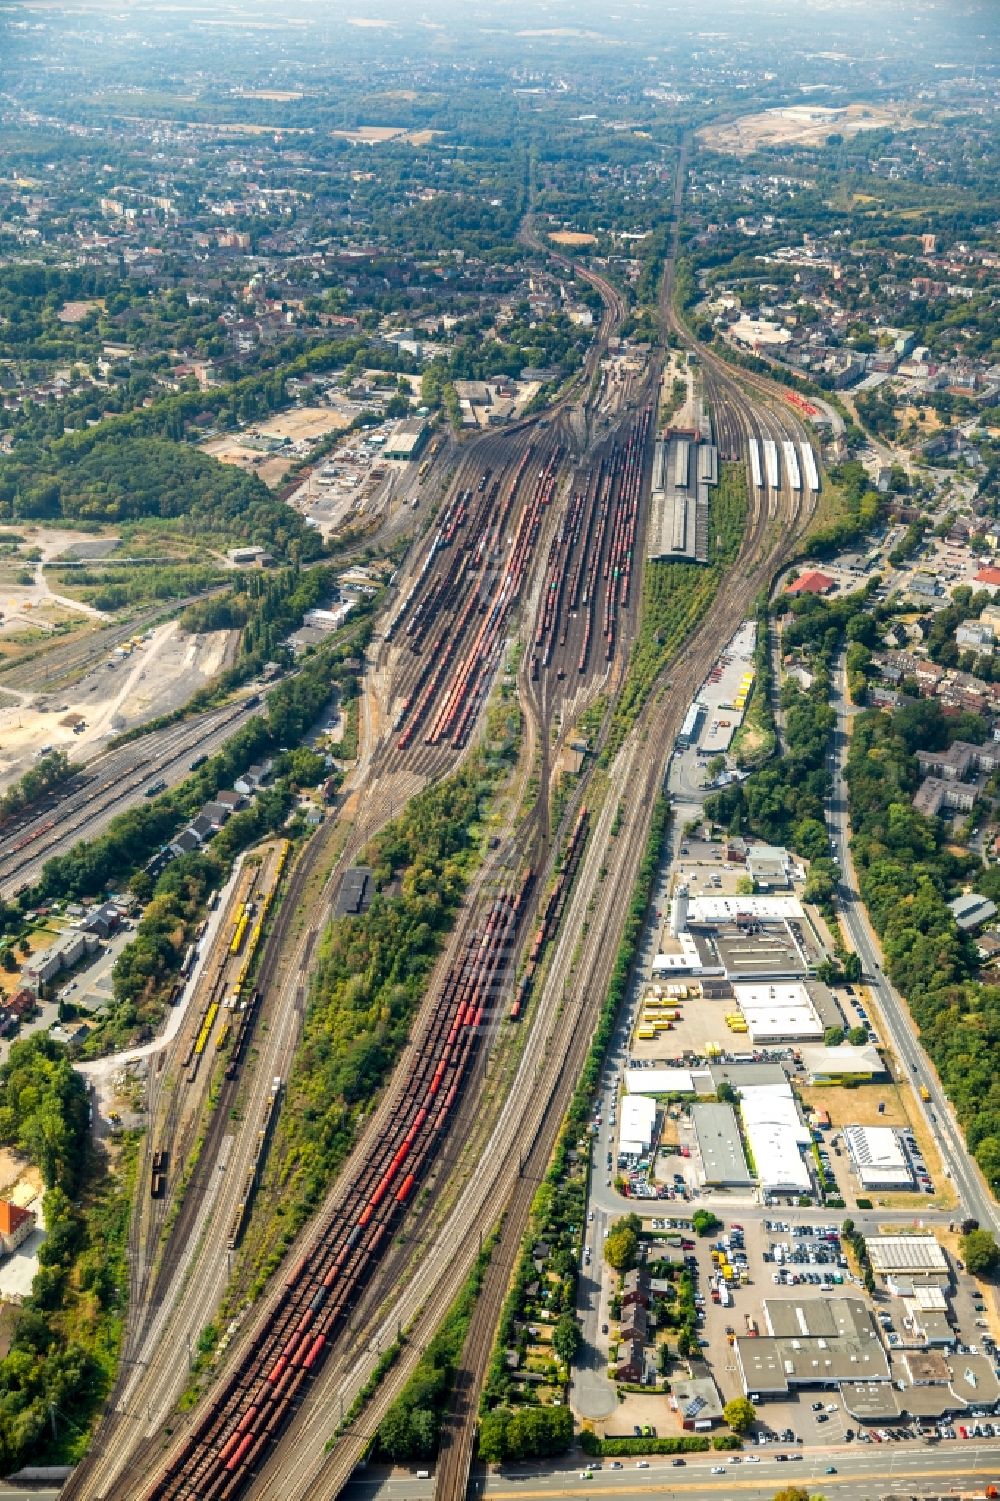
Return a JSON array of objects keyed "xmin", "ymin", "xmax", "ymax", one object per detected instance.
[
  {"xmin": 691, "ymin": 1209, "xmax": 721, "ymax": 1237},
  {"xmin": 847, "ymin": 1025, "xmax": 868, "ymax": 1046},
  {"xmin": 716, "ymin": 1082, "xmax": 738, "ymax": 1105},
  {"xmin": 961, "ymin": 1228, "xmax": 1000, "ymax": 1278},
  {"xmin": 735, "ymin": 875, "xmax": 754, "ymax": 896},
  {"xmin": 552, "ymin": 1314, "xmax": 581, "ymax": 1366},
  {"xmin": 843, "ymin": 951, "xmax": 862, "ymax": 982},
  {"xmin": 604, "ymin": 1214, "xmax": 641, "ymax": 1272},
  {"xmin": 478, "ymin": 1407, "xmax": 511, "ymax": 1464},
  {"xmin": 723, "ymin": 1396, "xmax": 756, "ymax": 1434}
]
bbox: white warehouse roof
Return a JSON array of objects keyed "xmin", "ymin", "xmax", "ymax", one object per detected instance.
[
  {"xmin": 739, "ymin": 1083, "xmax": 812, "ymax": 1195},
  {"xmin": 866, "ymin": 1237, "xmax": 949, "ymax": 1274},
  {"xmin": 844, "ymin": 1125, "xmax": 913, "ymax": 1189},
  {"xmin": 625, "ymin": 1068, "xmax": 697, "ymax": 1095},
  {"xmin": 620, "ymin": 1094, "xmax": 656, "ymax": 1155},
  {"xmin": 733, "ymin": 981, "xmax": 824, "ymax": 1043},
  {"xmin": 686, "ymin": 895, "xmax": 804, "ymax": 924}
]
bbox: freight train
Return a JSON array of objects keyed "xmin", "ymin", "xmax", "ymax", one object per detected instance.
[{"xmin": 143, "ymin": 872, "xmax": 535, "ymax": 1501}]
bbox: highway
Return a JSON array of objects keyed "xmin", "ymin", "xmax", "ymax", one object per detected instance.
[
  {"xmin": 828, "ymin": 654, "xmax": 1000, "ymax": 1236},
  {"xmin": 339, "ymin": 1441, "xmax": 1000, "ymax": 1501}
]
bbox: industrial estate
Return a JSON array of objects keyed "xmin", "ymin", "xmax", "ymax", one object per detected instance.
[{"xmin": 0, "ymin": 3, "xmax": 996, "ymax": 1501}]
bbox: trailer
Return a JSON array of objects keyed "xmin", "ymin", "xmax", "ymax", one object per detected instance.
[
  {"xmin": 763, "ymin": 439, "xmax": 779, "ymax": 490},
  {"xmin": 782, "ymin": 440, "xmax": 801, "ymax": 491},
  {"xmin": 749, "ymin": 437, "xmax": 763, "ymax": 491},
  {"xmin": 800, "ymin": 441, "xmax": 820, "ymax": 493}
]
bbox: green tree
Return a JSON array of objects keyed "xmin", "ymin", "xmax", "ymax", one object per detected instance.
[
  {"xmin": 552, "ymin": 1314, "xmax": 581, "ymax": 1366},
  {"xmin": 691, "ymin": 1209, "xmax": 720, "ymax": 1237},
  {"xmin": 843, "ymin": 952, "xmax": 862, "ymax": 982},
  {"xmin": 961, "ymin": 1228, "xmax": 1000, "ymax": 1277},
  {"xmin": 604, "ymin": 1214, "xmax": 641, "ymax": 1272},
  {"xmin": 723, "ymin": 1396, "xmax": 756, "ymax": 1434}
]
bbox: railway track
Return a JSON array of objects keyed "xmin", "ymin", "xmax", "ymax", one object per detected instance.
[
  {"xmin": 0, "ymin": 694, "xmax": 261, "ymax": 896},
  {"xmin": 63, "ymin": 182, "xmax": 684, "ymax": 1501}
]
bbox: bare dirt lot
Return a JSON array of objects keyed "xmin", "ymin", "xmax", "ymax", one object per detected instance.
[
  {"xmin": 200, "ymin": 406, "xmax": 354, "ymax": 488},
  {"xmin": 0, "ymin": 619, "xmax": 234, "ymax": 793},
  {"xmin": 549, "ymin": 231, "xmax": 598, "ymax": 247},
  {"xmin": 698, "ymin": 102, "xmax": 918, "ymax": 156}
]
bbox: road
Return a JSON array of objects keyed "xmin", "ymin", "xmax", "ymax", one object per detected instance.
[
  {"xmin": 340, "ymin": 1441, "xmax": 1000, "ymax": 1501},
  {"xmin": 827, "ymin": 654, "xmax": 1000, "ymax": 1236}
]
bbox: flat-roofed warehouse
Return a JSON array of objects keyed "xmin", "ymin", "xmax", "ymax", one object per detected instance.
[
  {"xmin": 733, "ymin": 980, "xmax": 824, "ymax": 1043},
  {"xmin": 384, "ymin": 417, "xmax": 429, "ymax": 461},
  {"xmin": 691, "ymin": 1102, "xmax": 753, "ymax": 1187},
  {"xmin": 735, "ymin": 1297, "xmax": 890, "ymax": 1397},
  {"xmin": 844, "ymin": 1125, "xmax": 914, "ymax": 1190},
  {"xmin": 866, "ymin": 1236, "xmax": 950, "ymax": 1276},
  {"xmin": 739, "ymin": 1082, "xmax": 813, "ymax": 1196}
]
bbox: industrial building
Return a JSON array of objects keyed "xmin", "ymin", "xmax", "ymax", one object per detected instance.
[
  {"xmin": 383, "ymin": 417, "xmax": 429, "ymax": 462},
  {"xmin": 620, "ymin": 1095, "xmax": 656, "ymax": 1156},
  {"xmin": 624, "ymin": 1067, "xmax": 699, "ymax": 1095},
  {"xmin": 646, "ymin": 433, "xmax": 716, "ymax": 563},
  {"xmin": 800, "ymin": 1044, "xmax": 885, "ymax": 1084},
  {"xmin": 739, "ymin": 1081, "xmax": 813, "ymax": 1196},
  {"xmin": 866, "ymin": 1236, "xmax": 950, "ymax": 1279},
  {"xmin": 691, "ymin": 1102, "xmax": 753, "ymax": 1187},
  {"xmin": 735, "ymin": 1297, "xmax": 890, "ymax": 1397},
  {"xmin": 733, "ymin": 980, "xmax": 825, "ymax": 1044},
  {"xmin": 745, "ymin": 844, "xmax": 792, "ymax": 890},
  {"xmin": 334, "ymin": 866, "xmax": 373, "ymax": 918},
  {"xmin": 844, "ymin": 1125, "xmax": 914, "ymax": 1190}
]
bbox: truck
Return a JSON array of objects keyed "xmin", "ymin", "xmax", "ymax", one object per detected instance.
[{"xmin": 919, "ymin": 1083, "xmax": 931, "ymax": 1101}]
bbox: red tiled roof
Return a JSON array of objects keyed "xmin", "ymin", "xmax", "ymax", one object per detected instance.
[
  {"xmin": 786, "ymin": 570, "xmax": 835, "ymax": 595},
  {"xmin": 0, "ymin": 1200, "xmax": 31, "ymax": 1236},
  {"xmin": 975, "ymin": 567, "xmax": 1000, "ymax": 586}
]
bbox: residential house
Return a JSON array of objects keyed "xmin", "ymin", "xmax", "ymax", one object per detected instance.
[
  {"xmin": 622, "ymin": 1268, "xmax": 651, "ymax": 1309},
  {"xmin": 615, "ymin": 1338, "xmax": 645, "ymax": 1384},
  {"xmin": 0, "ymin": 1200, "xmax": 36, "ymax": 1256}
]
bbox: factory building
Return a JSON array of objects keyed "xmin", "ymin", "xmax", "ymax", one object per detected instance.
[
  {"xmin": 732, "ymin": 980, "xmax": 825, "ymax": 1044},
  {"xmin": 691, "ymin": 1102, "xmax": 753, "ymax": 1187},
  {"xmin": 844, "ymin": 1125, "xmax": 915, "ymax": 1190},
  {"xmin": 735, "ymin": 1297, "xmax": 890, "ymax": 1398},
  {"xmin": 647, "ymin": 433, "xmax": 717, "ymax": 564},
  {"xmin": 739, "ymin": 1082, "xmax": 813, "ymax": 1196},
  {"xmin": 384, "ymin": 417, "xmax": 429, "ymax": 461}
]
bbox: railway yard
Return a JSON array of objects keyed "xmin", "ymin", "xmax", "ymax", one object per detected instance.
[{"xmin": 45, "ymin": 165, "xmax": 836, "ymax": 1501}]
